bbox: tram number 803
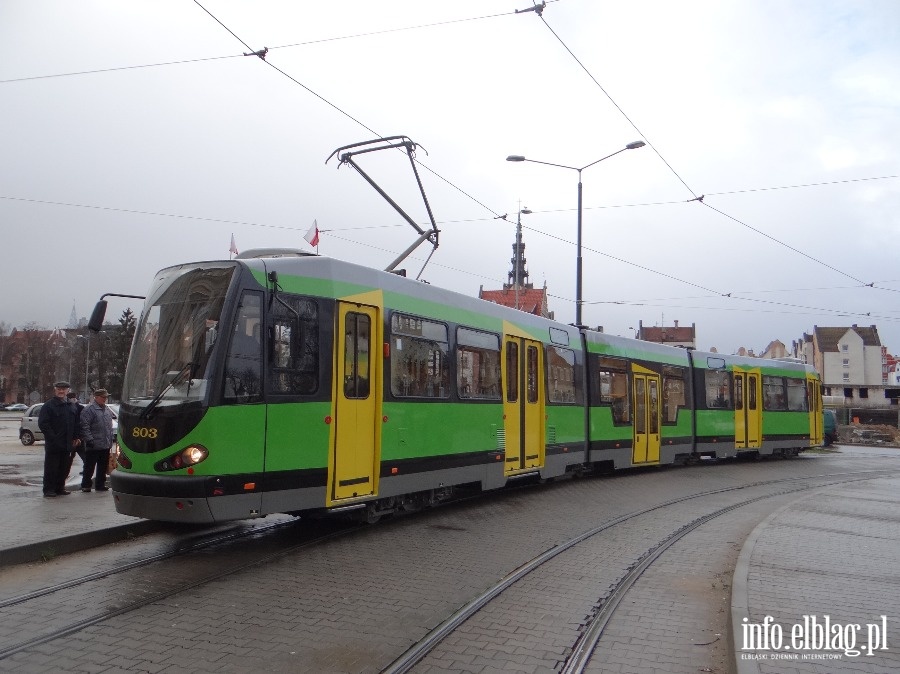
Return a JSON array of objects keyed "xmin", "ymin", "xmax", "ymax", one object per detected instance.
[{"xmin": 132, "ymin": 427, "xmax": 159, "ymax": 439}]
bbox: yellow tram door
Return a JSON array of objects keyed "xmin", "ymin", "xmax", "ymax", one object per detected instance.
[
  {"xmin": 631, "ymin": 364, "xmax": 661, "ymax": 464},
  {"xmin": 734, "ymin": 368, "xmax": 762, "ymax": 449},
  {"xmin": 503, "ymin": 337, "xmax": 545, "ymax": 475},
  {"xmin": 808, "ymin": 375, "xmax": 823, "ymax": 445},
  {"xmin": 329, "ymin": 302, "xmax": 380, "ymax": 503}
]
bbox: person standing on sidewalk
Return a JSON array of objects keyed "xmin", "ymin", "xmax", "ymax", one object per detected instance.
[
  {"xmin": 38, "ymin": 381, "xmax": 83, "ymax": 497},
  {"xmin": 79, "ymin": 388, "xmax": 115, "ymax": 493}
]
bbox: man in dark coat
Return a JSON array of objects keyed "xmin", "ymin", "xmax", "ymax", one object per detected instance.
[{"xmin": 38, "ymin": 381, "xmax": 82, "ymax": 497}]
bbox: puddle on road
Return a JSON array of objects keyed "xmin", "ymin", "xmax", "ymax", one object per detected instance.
[{"xmin": 0, "ymin": 463, "xmax": 38, "ymax": 487}]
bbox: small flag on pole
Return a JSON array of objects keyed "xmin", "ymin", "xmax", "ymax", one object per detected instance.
[
  {"xmin": 304, "ymin": 220, "xmax": 320, "ymax": 248},
  {"xmin": 229, "ymin": 234, "xmax": 239, "ymax": 257}
]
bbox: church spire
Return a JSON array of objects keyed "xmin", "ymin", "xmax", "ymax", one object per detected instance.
[{"xmin": 503, "ymin": 207, "xmax": 532, "ymax": 291}]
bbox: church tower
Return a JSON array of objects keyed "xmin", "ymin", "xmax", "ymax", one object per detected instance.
[
  {"xmin": 504, "ymin": 237, "xmax": 531, "ymax": 292},
  {"xmin": 478, "ymin": 220, "xmax": 553, "ymax": 319}
]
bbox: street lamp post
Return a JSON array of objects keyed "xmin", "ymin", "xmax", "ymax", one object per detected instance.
[
  {"xmin": 506, "ymin": 140, "xmax": 645, "ymax": 327},
  {"xmin": 82, "ymin": 334, "xmax": 91, "ymax": 403}
]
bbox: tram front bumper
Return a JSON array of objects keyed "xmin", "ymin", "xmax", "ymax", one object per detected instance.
[{"xmin": 110, "ymin": 471, "xmax": 217, "ymax": 523}]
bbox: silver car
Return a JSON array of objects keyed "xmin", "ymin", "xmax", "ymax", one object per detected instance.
[{"xmin": 19, "ymin": 404, "xmax": 44, "ymax": 445}]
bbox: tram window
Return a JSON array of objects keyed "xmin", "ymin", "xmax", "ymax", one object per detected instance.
[
  {"xmin": 662, "ymin": 365, "xmax": 686, "ymax": 423},
  {"xmin": 763, "ymin": 376, "xmax": 787, "ymax": 411},
  {"xmin": 549, "ymin": 327, "xmax": 570, "ymax": 346},
  {"xmin": 786, "ymin": 378, "xmax": 808, "ymax": 411},
  {"xmin": 223, "ymin": 291, "xmax": 263, "ymax": 404},
  {"xmin": 547, "ymin": 346, "xmax": 576, "ymax": 403},
  {"xmin": 707, "ymin": 357, "xmax": 726, "ymax": 370},
  {"xmin": 705, "ymin": 370, "xmax": 731, "ymax": 409},
  {"xmin": 389, "ymin": 313, "xmax": 449, "ymax": 398},
  {"xmin": 749, "ymin": 375, "xmax": 758, "ymax": 410},
  {"xmin": 457, "ymin": 327, "xmax": 501, "ymax": 400},
  {"xmin": 590, "ymin": 355, "xmax": 630, "ymax": 424},
  {"xmin": 506, "ymin": 342, "xmax": 518, "ymax": 402},
  {"xmin": 635, "ymin": 378, "xmax": 646, "ymax": 433},
  {"xmin": 343, "ymin": 312, "xmax": 370, "ymax": 399},
  {"xmin": 734, "ymin": 375, "xmax": 743, "ymax": 409},
  {"xmin": 269, "ymin": 296, "xmax": 319, "ymax": 395},
  {"xmin": 527, "ymin": 345, "xmax": 539, "ymax": 404},
  {"xmin": 648, "ymin": 379, "xmax": 659, "ymax": 434}
]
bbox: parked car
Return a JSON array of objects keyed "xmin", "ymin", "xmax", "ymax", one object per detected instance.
[
  {"xmin": 20, "ymin": 404, "xmax": 44, "ymax": 445},
  {"xmin": 6, "ymin": 403, "xmax": 28, "ymax": 412}
]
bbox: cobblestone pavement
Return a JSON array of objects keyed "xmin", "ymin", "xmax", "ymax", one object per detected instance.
[
  {"xmin": 0, "ymin": 419, "xmax": 898, "ymax": 674},
  {"xmin": 735, "ymin": 476, "xmax": 900, "ymax": 674}
]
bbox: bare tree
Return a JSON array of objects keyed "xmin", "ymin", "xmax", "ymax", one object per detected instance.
[{"xmin": 17, "ymin": 324, "xmax": 63, "ymax": 403}]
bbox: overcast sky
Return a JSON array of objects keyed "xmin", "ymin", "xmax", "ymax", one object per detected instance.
[{"xmin": 3, "ymin": 1, "xmax": 899, "ymax": 355}]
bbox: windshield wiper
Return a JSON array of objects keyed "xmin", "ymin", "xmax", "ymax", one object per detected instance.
[{"xmin": 140, "ymin": 362, "xmax": 194, "ymax": 420}]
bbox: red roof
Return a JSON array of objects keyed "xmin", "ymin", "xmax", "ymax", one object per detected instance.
[
  {"xmin": 639, "ymin": 324, "xmax": 695, "ymax": 344},
  {"xmin": 480, "ymin": 287, "xmax": 548, "ymax": 316}
]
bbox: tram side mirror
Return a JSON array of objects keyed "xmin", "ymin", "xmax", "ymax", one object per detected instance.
[{"xmin": 88, "ymin": 300, "xmax": 108, "ymax": 332}]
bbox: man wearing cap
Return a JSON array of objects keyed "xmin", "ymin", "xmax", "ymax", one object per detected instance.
[
  {"xmin": 38, "ymin": 382, "xmax": 83, "ymax": 497},
  {"xmin": 79, "ymin": 389, "xmax": 116, "ymax": 492}
]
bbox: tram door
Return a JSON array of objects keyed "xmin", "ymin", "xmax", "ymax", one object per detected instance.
[
  {"xmin": 734, "ymin": 369, "xmax": 761, "ymax": 449},
  {"xmin": 330, "ymin": 303, "xmax": 379, "ymax": 502},
  {"xmin": 807, "ymin": 375, "xmax": 823, "ymax": 446},
  {"xmin": 631, "ymin": 364, "xmax": 661, "ymax": 464},
  {"xmin": 503, "ymin": 337, "xmax": 545, "ymax": 474}
]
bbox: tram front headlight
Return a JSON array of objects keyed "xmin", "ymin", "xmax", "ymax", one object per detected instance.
[
  {"xmin": 185, "ymin": 445, "xmax": 207, "ymax": 464},
  {"xmin": 156, "ymin": 444, "xmax": 209, "ymax": 472}
]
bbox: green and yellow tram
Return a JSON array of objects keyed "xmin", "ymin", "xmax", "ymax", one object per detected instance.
[{"xmin": 96, "ymin": 250, "xmax": 823, "ymax": 523}]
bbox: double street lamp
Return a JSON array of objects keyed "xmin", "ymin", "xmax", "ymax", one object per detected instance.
[{"xmin": 506, "ymin": 140, "xmax": 646, "ymax": 327}]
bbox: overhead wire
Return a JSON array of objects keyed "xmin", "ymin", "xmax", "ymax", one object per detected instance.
[
  {"xmin": 530, "ymin": 9, "xmax": 880, "ymax": 291},
  {"xmin": 0, "ymin": 54, "xmax": 243, "ymax": 84},
  {"xmin": 191, "ymin": 0, "xmax": 882, "ymax": 305},
  {"xmin": 700, "ymin": 202, "xmax": 867, "ymax": 285},
  {"xmin": 3, "ymin": 3, "xmax": 892, "ymax": 322},
  {"xmin": 192, "ymin": 1, "xmax": 505, "ymax": 219},
  {"xmin": 536, "ymin": 15, "xmax": 700, "ymax": 201},
  {"xmin": 4, "ymin": 2, "xmax": 885, "ymax": 288},
  {"xmin": 1, "ymin": 189, "xmax": 890, "ymax": 323},
  {"xmin": 0, "ymin": 8, "xmax": 517, "ymax": 85}
]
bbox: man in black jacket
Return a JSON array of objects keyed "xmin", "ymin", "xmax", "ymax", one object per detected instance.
[{"xmin": 38, "ymin": 381, "xmax": 82, "ymax": 497}]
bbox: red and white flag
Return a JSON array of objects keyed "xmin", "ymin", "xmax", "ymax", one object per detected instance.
[
  {"xmin": 304, "ymin": 220, "xmax": 320, "ymax": 247},
  {"xmin": 229, "ymin": 234, "xmax": 239, "ymax": 256}
]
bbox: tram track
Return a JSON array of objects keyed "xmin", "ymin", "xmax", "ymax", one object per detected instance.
[
  {"xmin": 0, "ymin": 517, "xmax": 359, "ymax": 660},
  {"xmin": 0, "ymin": 518, "xmax": 302, "ymax": 609},
  {"xmin": 382, "ymin": 467, "xmax": 900, "ymax": 674},
  {"xmin": 1, "ymin": 464, "xmax": 897, "ymax": 669},
  {"xmin": 0, "ymin": 486, "xmax": 519, "ymax": 661}
]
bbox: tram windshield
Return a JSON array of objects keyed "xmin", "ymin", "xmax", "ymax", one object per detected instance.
[{"xmin": 123, "ymin": 265, "xmax": 235, "ymax": 411}]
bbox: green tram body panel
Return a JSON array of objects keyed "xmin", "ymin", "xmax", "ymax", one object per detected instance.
[
  {"xmin": 265, "ymin": 402, "xmax": 331, "ymax": 472},
  {"xmin": 110, "ymin": 253, "xmax": 824, "ymax": 523},
  {"xmin": 381, "ymin": 402, "xmax": 502, "ymax": 461}
]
